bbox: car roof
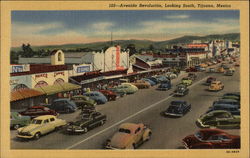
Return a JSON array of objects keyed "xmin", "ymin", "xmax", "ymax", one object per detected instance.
[
  {"xmin": 33, "ymin": 115, "xmax": 56, "ymax": 120},
  {"xmin": 119, "ymin": 123, "xmax": 140, "ymax": 132}
]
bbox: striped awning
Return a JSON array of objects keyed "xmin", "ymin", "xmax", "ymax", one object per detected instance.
[
  {"xmin": 11, "ymin": 89, "xmax": 45, "ymax": 102},
  {"xmin": 34, "ymin": 83, "xmax": 81, "ymax": 95}
]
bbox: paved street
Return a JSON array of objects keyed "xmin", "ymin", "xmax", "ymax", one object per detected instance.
[{"xmin": 11, "ymin": 64, "xmax": 240, "ymax": 149}]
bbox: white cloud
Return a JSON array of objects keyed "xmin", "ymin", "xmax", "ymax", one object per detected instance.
[
  {"xmin": 165, "ymin": 15, "xmax": 190, "ymax": 19},
  {"xmin": 91, "ymin": 22, "xmax": 114, "ymax": 31}
]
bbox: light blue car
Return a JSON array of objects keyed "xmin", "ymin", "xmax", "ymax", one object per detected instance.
[
  {"xmin": 83, "ymin": 91, "xmax": 108, "ymax": 104},
  {"xmin": 141, "ymin": 78, "xmax": 157, "ymax": 86}
]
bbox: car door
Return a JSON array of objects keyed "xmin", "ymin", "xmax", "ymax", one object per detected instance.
[
  {"xmin": 215, "ymin": 112, "xmax": 232, "ymax": 127},
  {"xmin": 217, "ymin": 135, "xmax": 233, "ymax": 148},
  {"xmin": 40, "ymin": 119, "xmax": 50, "ymax": 134},
  {"xmin": 207, "ymin": 135, "xmax": 223, "ymax": 148}
]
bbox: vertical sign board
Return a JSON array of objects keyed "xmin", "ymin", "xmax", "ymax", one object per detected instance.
[{"xmin": 116, "ymin": 46, "xmax": 120, "ymax": 70}]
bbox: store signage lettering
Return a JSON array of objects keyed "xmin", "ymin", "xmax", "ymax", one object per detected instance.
[
  {"xmin": 54, "ymin": 71, "xmax": 65, "ymax": 77},
  {"xmin": 35, "ymin": 73, "xmax": 48, "ymax": 78},
  {"xmin": 76, "ymin": 66, "xmax": 90, "ymax": 73}
]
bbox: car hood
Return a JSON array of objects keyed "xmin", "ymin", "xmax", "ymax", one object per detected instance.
[
  {"xmin": 110, "ymin": 132, "xmax": 132, "ymax": 149},
  {"xmin": 18, "ymin": 124, "xmax": 40, "ymax": 133}
]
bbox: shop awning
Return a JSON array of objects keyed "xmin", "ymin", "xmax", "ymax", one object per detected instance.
[
  {"xmin": 11, "ymin": 89, "xmax": 45, "ymax": 102},
  {"xmin": 34, "ymin": 83, "xmax": 81, "ymax": 95}
]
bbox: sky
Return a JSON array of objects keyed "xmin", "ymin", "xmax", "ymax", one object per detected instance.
[{"xmin": 11, "ymin": 10, "xmax": 239, "ymax": 47}]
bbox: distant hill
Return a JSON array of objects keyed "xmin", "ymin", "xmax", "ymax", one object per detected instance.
[{"xmin": 11, "ymin": 33, "xmax": 240, "ymax": 52}]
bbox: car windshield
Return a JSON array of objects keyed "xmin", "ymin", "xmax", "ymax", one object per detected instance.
[
  {"xmin": 31, "ymin": 119, "xmax": 42, "ymax": 124},
  {"xmin": 118, "ymin": 128, "xmax": 131, "ymax": 134},
  {"xmin": 195, "ymin": 131, "xmax": 204, "ymax": 140}
]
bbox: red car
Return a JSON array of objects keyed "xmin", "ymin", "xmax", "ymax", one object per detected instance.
[
  {"xmin": 206, "ymin": 77, "xmax": 216, "ymax": 85},
  {"xmin": 185, "ymin": 67, "xmax": 198, "ymax": 72},
  {"xmin": 19, "ymin": 106, "xmax": 58, "ymax": 119},
  {"xmin": 99, "ymin": 90, "xmax": 117, "ymax": 101},
  {"xmin": 182, "ymin": 129, "xmax": 240, "ymax": 149}
]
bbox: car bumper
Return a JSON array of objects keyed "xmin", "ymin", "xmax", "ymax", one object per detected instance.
[
  {"xmin": 164, "ymin": 112, "xmax": 183, "ymax": 117},
  {"xmin": 17, "ymin": 134, "xmax": 34, "ymax": 139},
  {"xmin": 66, "ymin": 128, "xmax": 85, "ymax": 133}
]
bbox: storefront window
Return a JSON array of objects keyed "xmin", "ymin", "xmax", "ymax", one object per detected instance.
[{"xmin": 54, "ymin": 78, "xmax": 64, "ymax": 85}]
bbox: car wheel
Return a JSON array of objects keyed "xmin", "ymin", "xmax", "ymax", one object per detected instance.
[
  {"xmin": 34, "ymin": 132, "xmax": 41, "ymax": 140},
  {"xmin": 13, "ymin": 124, "xmax": 20, "ymax": 130}
]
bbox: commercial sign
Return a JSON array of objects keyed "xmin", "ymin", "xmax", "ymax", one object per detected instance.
[
  {"xmin": 10, "ymin": 64, "xmax": 30, "ymax": 73},
  {"xmin": 76, "ymin": 66, "xmax": 90, "ymax": 73}
]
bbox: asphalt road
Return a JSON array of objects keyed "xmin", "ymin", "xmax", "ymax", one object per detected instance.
[{"xmin": 11, "ymin": 63, "xmax": 240, "ymax": 149}]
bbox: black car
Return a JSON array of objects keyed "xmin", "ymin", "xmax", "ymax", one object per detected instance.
[
  {"xmin": 188, "ymin": 73, "xmax": 197, "ymax": 81},
  {"xmin": 174, "ymin": 84, "xmax": 189, "ymax": 96},
  {"xmin": 162, "ymin": 101, "xmax": 191, "ymax": 117},
  {"xmin": 66, "ymin": 111, "xmax": 107, "ymax": 133}
]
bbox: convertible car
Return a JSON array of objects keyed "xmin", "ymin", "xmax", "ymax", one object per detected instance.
[
  {"xmin": 66, "ymin": 111, "xmax": 106, "ymax": 134},
  {"xmin": 105, "ymin": 123, "xmax": 151, "ymax": 149},
  {"xmin": 197, "ymin": 110, "xmax": 240, "ymax": 128},
  {"xmin": 182, "ymin": 128, "xmax": 240, "ymax": 149},
  {"xmin": 162, "ymin": 101, "xmax": 191, "ymax": 117}
]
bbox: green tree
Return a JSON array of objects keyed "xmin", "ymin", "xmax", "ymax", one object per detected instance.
[{"xmin": 126, "ymin": 44, "xmax": 137, "ymax": 56}]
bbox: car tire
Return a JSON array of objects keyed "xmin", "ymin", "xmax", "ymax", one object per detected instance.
[
  {"xmin": 34, "ymin": 132, "xmax": 41, "ymax": 140},
  {"xmin": 13, "ymin": 124, "xmax": 20, "ymax": 130}
]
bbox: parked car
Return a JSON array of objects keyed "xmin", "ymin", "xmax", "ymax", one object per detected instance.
[
  {"xmin": 156, "ymin": 80, "xmax": 172, "ymax": 91},
  {"xmin": 197, "ymin": 110, "xmax": 240, "ymax": 128},
  {"xmin": 199, "ymin": 63, "xmax": 208, "ymax": 68},
  {"xmin": 223, "ymin": 92, "xmax": 240, "ymax": 101},
  {"xmin": 83, "ymin": 91, "xmax": 108, "ymax": 104},
  {"xmin": 208, "ymin": 81, "xmax": 224, "ymax": 91},
  {"xmin": 19, "ymin": 106, "xmax": 58, "ymax": 119},
  {"xmin": 146, "ymin": 77, "xmax": 160, "ymax": 84},
  {"xmin": 71, "ymin": 95, "xmax": 96, "ymax": 107},
  {"xmin": 181, "ymin": 77, "xmax": 192, "ymax": 86},
  {"xmin": 141, "ymin": 78, "xmax": 157, "ymax": 86},
  {"xmin": 154, "ymin": 75, "xmax": 170, "ymax": 83},
  {"xmin": 206, "ymin": 104, "xmax": 240, "ymax": 115},
  {"xmin": 165, "ymin": 72, "xmax": 177, "ymax": 79},
  {"xmin": 17, "ymin": 115, "xmax": 67, "ymax": 139},
  {"xmin": 46, "ymin": 98, "xmax": 78, "ymax": 113},
  {"xmin": 105, "ymin": 123, "xmax": 152, "ymax": 149},
  {"xmin": 221, "ymin": 95, "xmax": 240, "ymax": 102},
  {"xmin": 116, "ymin": 83, "xmax": 138, "ymax": 94},
  {"xmin": 224, "ymin": 70, "xmax": 234, "ymax": 76},
  {"xmin": 182, "ymin": 129, "xmax": 240, "ymax": 149},
  {"xmin": 217, "ymin": 67, "xmax": 225, "ymax": 73},
  {"xmin": 131, "ymin": 80, "xmax": 151, "ymax": 89},
  {"xmin": 99, "ymin": 89, "xmax": 117, "ymax": 101},
  {"xmin": 107, "ymin": 87, "xmax": 126, "ymax": 97},
  {"xmin": 162, "ymin": 101, "xmax": 191, "ymax": 117},
  {"xmin": 185, "ymin": 67, "xmax": 198, "ymax": 72},
  {"xmin": 207, "ymin": 68, "xmax": 216, "ymax": 73},
  {"xmin": 11, "ymin": 112, "xmax": 31, "ymax": 130},
  {"xmin": 187, "ymin": 73, "xmax": 197, "ymax": 81},
  {"xmin": 174, "ymin": 84, "xmax": 189, "ymax": 96},
  {"xmin": 205, "ymin": 77, "xmax": 216, "ymax": 85},
  {"xmin": 66, "ymin": 112, "xmax": 107, "ymax": 134},
  {"xmin": 213, "ymin": 99, "xmax": 240, "ymax": 108}
]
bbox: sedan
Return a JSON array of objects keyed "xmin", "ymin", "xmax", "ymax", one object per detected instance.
[
  {"xmin": 83, "ymin": 91, "xmax": 108, "ymax": 104},
  {"xmin": 19, "ymin": 106, "xmax": 58, "ymax": 119},
  {"xmin": 162, "ymin": 101, "xmax": 191, "ymax": 117},
  {"xmin": 182, "ymin": 129, "xmax": 240, "ymax": 149},
  {"xmin": 99, "ymin": 90, "xmax": 117, "ymax": 101}
]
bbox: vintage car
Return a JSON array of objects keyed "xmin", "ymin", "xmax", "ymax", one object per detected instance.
[
  {"xmin": 146, "ymin": 77, "xmax": 160, "ymax": 84},
  {"xmin": 99, "ymin": 89, "xmax": 117, "ymax": 101},
  {"xmin": 141, "ymin": 78, "xmax": 157, "ymax": 86},
  {"xmin": 19, "ymin": 106, "xmax": 58, "ymax": 119},
  {"xmin": 229, "ymin": 67, "xmax": 235, "ymax": 72},
  {"xmin": 187, "ymin": 73, "xmax": 197, "ymax": 81},
  {"xmin": 11, "ymin": 112, "xmax": 31, "ymax": 130},
  {"xmin": 105, "ymin": 123, "xmax": 152, "ymax": 149},
  {"xmin": 165, "ymin": 72, "xmax": 177, "ymax": 79},
  {"xmin": 213, "ymin": 99, "xmax": 240, "ymax": 108},
  {"xmin": 83, "ymin": 91, "xmax": 108, "ymax": 104},
  {"xmin": 185, "ymin": 67, "xmax": 198, "ymax": 72},
  {"xmin": 197, "ymin": 110, "xmax": 240, "ymax": 128},
  {"xmin": 181, "ymin": 77, "xmax": 192, "ymax": 86},
  {"xmin": 66, "ymin": 111, "xmax": 106, "ymax": 133},
  {"xmin": 156, "ymin": 80, "xmax": 172, "ymax": 91},
  {"xmin": 107, "ymin": 87, "xmax": 126, "ymax": 97},
  {"xmin": 182, "ymin": 129, "xmax": 240, "ymax": 149},
  {"xmin": 223, "ymin": 92, "xmax": 240, "ymax": 101},
  {"xmin": 174, "ymin": 84, "xmax": 189, "ymax": 96},
  {"xmin": 116, "ymin": 83, "xmax": 138, "ymax": 94},
  {"xmin": 224, "ymin": 70, "xmax": 234, "ymax": 76},
  {"xmin": 71, "ymin": 95, "xmax": 96, "ymax": 107},
  {"xmin": 217, "ymin": 67, "xmax": 225, "ymax": 73},
  {"xmin": 131, "ymin": 80, "xmax": 151, "ymax": 89},
  {"xmin": 208, "ymin": 81, "xmax": 224, "ymax": 91},
  {"xmin": 205, "ymin": 77, "xmax": 216, "ymax": 85},
  {"xmin": 223, "ymin": 92, "xmax": 240, "ymax": 98},
  {"xmin": 154, "ymin": 75, "xmax": 170, "ymax": 83},
  {"xmin": 199, "ymin": 63, "xmax": 208, "ymax": 68},
  {"xmin": 46, "ymin": 98, "xmax": 78, "ymax": 113},
  {"xmin": 17, "ymin": 115, "xmax": 67, "ymax": 139},
  {"xmin": 207, "ymin": 68, "xmax": 216, "ymax": 73},
  {"xmin": 162, "ymin": 101, "xmax": 191, "ymax": 117},
  {"xmin": 206, "ymin": 104, "xmax": 240, "ymax": 116}
]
